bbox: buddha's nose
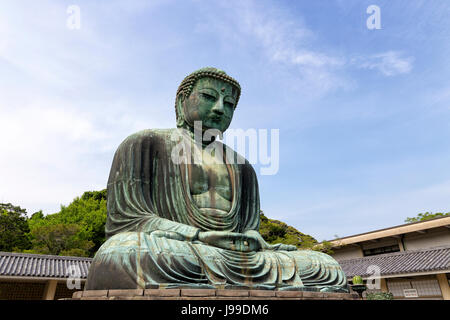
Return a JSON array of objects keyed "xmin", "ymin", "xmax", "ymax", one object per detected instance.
[{"xmin": 212, "ymin": 99, "xmax": 224, "ymax": 115}]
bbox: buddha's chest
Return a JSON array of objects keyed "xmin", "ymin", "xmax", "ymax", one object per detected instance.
[{"xmin": 188, "ymin": 150, "xmax": 232, "ymax": 208}]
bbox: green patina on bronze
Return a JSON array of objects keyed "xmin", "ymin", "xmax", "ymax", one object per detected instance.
[{"xmin": 85, "ymin": 67, "xmax": 349, "ymax": 292}]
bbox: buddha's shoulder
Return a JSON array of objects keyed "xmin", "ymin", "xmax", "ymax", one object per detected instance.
[
  {"xmin": 120, "ymin": 128, "xmax": 177, "ymax": 144},
  {"xmin": 124, "ymin": 128, "xmax": 177, "ymax": 142}
]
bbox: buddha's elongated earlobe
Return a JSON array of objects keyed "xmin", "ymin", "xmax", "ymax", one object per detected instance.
[{"xmin": 176, "ymin": 95, "xmax": 186, "ymax": 128}]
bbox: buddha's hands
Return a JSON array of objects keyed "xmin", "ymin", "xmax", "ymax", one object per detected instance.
[
  {"xmin": 151, "ymin": 230, "xmax": 186, "ymax": 241},
  {"xmin": 197, "ymin": 231, "xmax": 261, "ymax": 252},
  {"xmin": 244, "ymin": 230, "xmax": 297, "ymax": 252},
  {"xmin": 196, "ymin": 230, "xmax": 298, "ymax": 252}
]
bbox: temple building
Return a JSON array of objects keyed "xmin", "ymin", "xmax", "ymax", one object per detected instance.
[
  {"xmin": 0, "ymin": 252, "xmax": 91, "ymax": 300},
  {"xmin": 330, "ymin": 216, "xmax": 450, "ymax": 300}
]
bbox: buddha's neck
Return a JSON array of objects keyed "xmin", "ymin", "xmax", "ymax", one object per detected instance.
[{"xmin": 181, "ymin": 125, "xmax": 218, "ymax": 148}]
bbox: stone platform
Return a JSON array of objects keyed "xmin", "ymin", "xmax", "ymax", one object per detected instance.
[{"xmin": 68, "ymin": 288, "xmax": 359, "ymax": 300}]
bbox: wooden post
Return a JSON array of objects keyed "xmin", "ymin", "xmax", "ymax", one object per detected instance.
[
  {"xmin": 436, "ymin": 274, "xmax": 450, "ymax": 300},
  {"xmin": 397, "ymin": 238, "xmax": 405, "ymax": 251},
  {"xmin": 380, "ymin": 278, "xmax": 388, "ymax": 293},
  {"xmin": 42, "ymin": 280, "xmax": 58, "ymax": 300}
]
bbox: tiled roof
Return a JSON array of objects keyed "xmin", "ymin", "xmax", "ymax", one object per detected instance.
[
  {"xmin": 337, "ymin": 245, "xmax": 450, "ymax": 278},
  {"xmin": 0, "ymin": 252, "xmax": 92, "ymax": 279}
]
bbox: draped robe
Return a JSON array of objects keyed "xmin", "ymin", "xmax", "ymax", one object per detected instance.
[{"xmin": 85, "ymin": 129, "xmax": 348, "ymax": 292}]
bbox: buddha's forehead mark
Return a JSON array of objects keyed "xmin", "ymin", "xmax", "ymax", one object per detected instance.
[{"xmin": 196, "ymin": 77, "xmax": 237, "ymax": 97}]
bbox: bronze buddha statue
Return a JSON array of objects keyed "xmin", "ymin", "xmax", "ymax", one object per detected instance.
[{"xmin": 85, "ymin": 67, "xmax": 348, "ymax": 292}]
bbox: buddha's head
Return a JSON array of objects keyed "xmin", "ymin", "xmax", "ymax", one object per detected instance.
[{"xmin": 175, "ymin": 67, "xmax": 241, "ymax": 133}]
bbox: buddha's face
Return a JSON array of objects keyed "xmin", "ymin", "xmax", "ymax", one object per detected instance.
[{"xmin": 182, "ymin": 77, "xmax": 238, "ymax": 132}]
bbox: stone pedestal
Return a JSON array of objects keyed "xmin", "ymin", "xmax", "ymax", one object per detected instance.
[{"xmin": 65, "ymin": 288, "xmax": 358, "ymax": 300}]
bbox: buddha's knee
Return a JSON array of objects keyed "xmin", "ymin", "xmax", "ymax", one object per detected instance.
[
  {"xmin": 289, "ymin": 249, "xmax": 342, "ymax": 270},
  {"xmin": 96, "ymin": 232, "xmax": 144, "ymax": 254},
  {"xmin": 85, "ymin": 232, "xmax": 147, "ymax": 289},
  {"xmin": 295, "ymin": 249, "xmax": 338, "ymax": 261}
]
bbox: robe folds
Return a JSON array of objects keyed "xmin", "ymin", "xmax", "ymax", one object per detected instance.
[{"xmin": 85, "ymin": 129, "xmax": 348, "ymax": 292}]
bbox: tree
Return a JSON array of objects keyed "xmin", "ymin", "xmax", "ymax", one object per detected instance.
[
  {"xmin": 28, "ymin": 190, "xmax": 107, "ymax": 257},
  {"xmin": 0, "ymin": 203, "xmax": 32, "ymax": 252},
  {"xmin": 366, "ymin": 292, "xmax": 393, "ymax": 300},
  {"xmin": 404, "ymin": 212, "xmax": 450, "ymax": 223},
  {"xmin": 259, "ymin": 211, "xmax": 333, "ymax": 254},
  {"xmin": 29, "ymin": 223, "xmax": 93, "ymax": 256}
]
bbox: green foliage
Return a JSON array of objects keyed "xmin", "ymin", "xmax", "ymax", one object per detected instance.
[
  {"xmin": 352, "ymin": 275, "xmax": 363, "ymax": 285},
  {"xmin": 366, "ymin": 292, "xmax": 393, "ymax": 300},
  {"xmin": 81, "ymin": 189, "xmax": 107, "ymax": 202},
  {"xmin": 29, "ymin": 223, "xmax": 93, "ymax": 256},
  {"xmin": 405, "ymin": 212, "xmax": 450, "ymax": 223},
  {"xmin": 0, "ymin": 203, "xmax": 32, "ymax": 252},
  {"xmin": 27, "ymin": 190, "xmax": 107, "ymax": 257},
  {"xmin": 259, "ymin": 212, "xmax": 333, "ymax": 254},
  {"xmin": 313, "ymin": 241, "xmax": 334, "ymax": 254}
]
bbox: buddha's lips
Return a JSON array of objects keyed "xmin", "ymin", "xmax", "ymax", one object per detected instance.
[{"xmin": 209, "ymin": 115, "xmax": 222, "ymax": 122}]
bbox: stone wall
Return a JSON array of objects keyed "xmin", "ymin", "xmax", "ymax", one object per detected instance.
[{"xmin": 69, "ymin": 288, "xmax": 359, "ymax": 300}]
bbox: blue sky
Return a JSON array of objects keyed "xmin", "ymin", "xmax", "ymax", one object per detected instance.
[{"xmin": 1, "ymin": 0, "xmax": 450, "ymax": 241}]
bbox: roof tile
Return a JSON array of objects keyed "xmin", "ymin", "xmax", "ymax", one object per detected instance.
[
  {"xmin": 0, "ymin": 252, "xmax": 92, "ymax": 279},
  {"xmin": 337, "ymin": 245, "xmax": 450, "ymax": 278}
]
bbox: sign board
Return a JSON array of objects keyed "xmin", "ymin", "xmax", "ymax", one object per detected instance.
[{"xmin": 403, "ymin": 288, "xmax": 418, "ymax": 298}]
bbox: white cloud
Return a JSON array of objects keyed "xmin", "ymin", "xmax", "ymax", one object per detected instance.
[
  {"xmin": 354, "ymin": 51, "xmax": 414, "ymax": 76},
  {"xmin": 0, "ymin": 1, "xmax": 174, "ymax": 215},
  {"xmin": 0, "ymin": 96, "xmax": 154, "ymax": 215},
  {"xmin": 272, "ymin": 50, "xmax": 343, "ymax": 68},
  {"xmin": 195, "ymin": 0, "xmax": 350, "ymax": 97},
  {"xmin": 195, "ymin": 0, "xmax": 414, "ymax": 90}
]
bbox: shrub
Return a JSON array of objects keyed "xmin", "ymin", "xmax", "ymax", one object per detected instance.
[{"xmin": 366, "ymin": 292, "xmax": 394, "ymax": 300}]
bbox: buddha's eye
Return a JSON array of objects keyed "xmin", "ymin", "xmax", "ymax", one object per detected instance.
[{"xmin": 201, "ymin": 93, "xmax": 216, "ymax": 102}]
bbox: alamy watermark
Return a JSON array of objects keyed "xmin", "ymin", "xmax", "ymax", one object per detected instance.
[
  {"xmin": 170, "ymin": 121, "xmax": 280, "ymax": 175},
  {"xmin": 366, "ymin": 264, "xmax": 381, "ymax": 290},
  {"xmin": 66, "ymin": 264, "xmax": 81, "ymax": 290},
  {"xmin": 366, "ymin": 5, "xmax": 381, "ymax": 30},
  {"xmin": 67, "ymin": 5, "xmax": 81, "ymax": 30}
]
